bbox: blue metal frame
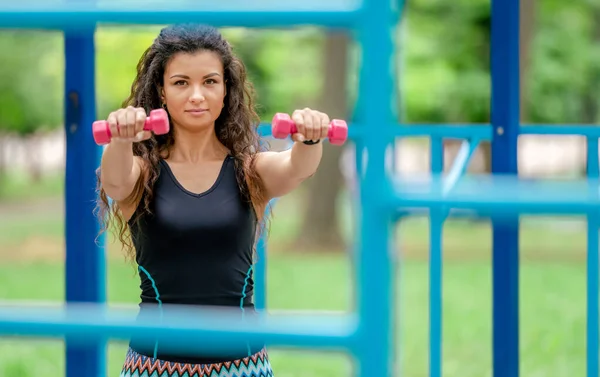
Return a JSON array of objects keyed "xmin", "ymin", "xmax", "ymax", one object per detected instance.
[
  {"xmin": 490, "ymin": 1, "xmax": 520, "ymax": 376},
  {"xmin": 0, "ymin": 0, "xmax": 599, "ymax": 377},
  {"xmin": 587, "ymin": 135, "xmax": 599, "ymax": 377},
  {"xmin": 353, "ymin": 1, "xmax": 397, "ymax": 376},
  {"xmin": 63, "ymin": 3, "xmax": 106, "ymax": 374}
]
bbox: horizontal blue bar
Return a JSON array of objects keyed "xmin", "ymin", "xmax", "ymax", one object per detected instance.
[
  {"xmin": 258, "ymin": 124, "xmax": 492, "ymax": 140},
  {"xmin": 0, "ymin": 0, "xmax": 361, "ymax": 29},
  {"xmin": 442, "ymin": 139, "xmax": 480, "ymax": 195},
  {"xmin": 395, "ymin": 207, "xmax": 600, "ymax": 220},
  {"xmin": 392, "ymin": 124, "xmax": 491, "ymax": 139},
  {"xmin": 0, "ymin": 302, "xmax": 356, "ymax": 353},
  {"xmin": 521, "ymin": 125, "xmax": 600, "ymax": 137},
  {"xmin": 258, "ymin": 123, "xmax": 600, "ymax": 141},
  {"xmin": 392, "ymin": 175, "xmax": 600, "ymax": 216}
]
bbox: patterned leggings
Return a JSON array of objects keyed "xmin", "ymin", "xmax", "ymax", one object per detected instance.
[{"xmin": 120, "ymin": 347, "xmax": 274, "ymax": 377}]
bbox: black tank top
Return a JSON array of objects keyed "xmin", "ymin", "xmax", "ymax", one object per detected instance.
[{"xmin": 127, "ymin": 155, "xmax": 262, "ymax": 364}]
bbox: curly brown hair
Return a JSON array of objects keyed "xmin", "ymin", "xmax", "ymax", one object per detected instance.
[{"xmin": 95, "ymin": 24, "xmax": 270, "ymax": 262}]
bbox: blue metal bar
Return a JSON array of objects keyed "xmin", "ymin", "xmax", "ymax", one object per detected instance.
[
  {"xmin": 395, "ymin": 139, "xmax": 480, "ymax": 219},
  {"xmin": 428, "ymin": 213, "xmax": 443, "ymax": 377},
  {"xmin": 587, "ymin": 218, "xmax": 599, "ymax": 377},
  {"xmin": 254, "ymin": 197, "xmax": 280, "ymax": 311},
  {"xmin": 427, "ymin": 137, "xmax": 479, "ymax": 377},
  {"xmin": 354, "ymin": 0, "xmax": 396, "ymax": 376},
  {"xmin": 261, "ymin": 123, "xmax": 600, "ymax": 142},
  {"xmin": 442, "ymin": 139, "xmax": 480, "ymax": 196},
  {"xmin": 490, "ymin": 0, "xmax": 520, "ymax": 375},
  {"xmin": 63, "ymin": 20, "xmax": 106, "ymax": 377},
  {"xmin": 587, "ymin": 137, "xmax": 599, "ymax": 377},
  {"xmin": 375, "ymin": 124, "xmax": 492, "ymax": 140},
  {"xmin": 254, "ymin": 135, "xmax": 272, "ymax": 312},
  {"xmin": 393, "ymin": 197, "xmax": 600, "ymax": 216},
  {"xmin": 261, "ymin": 122, "xmax": 593, "ymax": 140},
  {"xmin": 254, "ymin": 138, "xmax": 292, "ymax": 311},
  {"xmin": 254, "ymin": 225, "xmax": 268, "ymax": 311},
  {"xmin": 0, "ymin": 303, "xmax": 357, "ymax": 352},
  {"xmin": 428, "ymin": 214, "xmax": 443, "ymax": 377},
  {"xmin": 393, "ymin": 173, "xmax": 600, "ymax": 212},
  {"xmin": 587, "ymin": 138, "xmax": 599, "ymax": 178},
  {"xmin": 428, "ymin": 136, "xmax": 444, "ymax": 377},
  {"xmin": 5, "ymin": 0, "xmax": 358, "ymax": 10},
  {"xmin": 0, "ymin": 1, "xmax": 361, "ymax": 30},
  {"xmin": 430, "ymin": 138, "xmax": 444, "ymax": 174},
  {"xmin": 521, "ymin": 125, "xmax": 600, "ymax": 136},
  {"xmin": 260, "ymin": 123, "xmax": 493, "ymax": 142},
  {"xmin": 393, "ymin": 125, "xmax": 484, "ymax": 139}
]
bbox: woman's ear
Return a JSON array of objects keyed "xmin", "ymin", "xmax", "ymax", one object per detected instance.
[{"xmin": 159, "ymin": 86, "xmax": 165, "ymax": 103}]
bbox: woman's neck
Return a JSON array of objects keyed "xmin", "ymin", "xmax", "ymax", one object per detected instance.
[{"xmin": 167, "ymin": 125, "xmax": 228, "ymax": 164}]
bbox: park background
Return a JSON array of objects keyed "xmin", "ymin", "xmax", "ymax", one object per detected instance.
[{"xmin": 1, "ymin": 0, "xmax": 599, "ymax": 376}]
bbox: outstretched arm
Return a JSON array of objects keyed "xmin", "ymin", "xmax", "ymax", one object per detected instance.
[
  {"xmin": 99, "ymin": 106, "xmax": 153, "ymax": 219},
  {"xmin": 255, "ymin": 108, "xmax": 331, "ymax": 200}
]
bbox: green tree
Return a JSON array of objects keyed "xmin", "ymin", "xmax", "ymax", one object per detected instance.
[
  {"xmin": 0, "ymin": 31, "xmax": 63, "ymax": 134},
  {"xmin": 0, "ymin": 30, "xmax": 63, "ymax": 180}
]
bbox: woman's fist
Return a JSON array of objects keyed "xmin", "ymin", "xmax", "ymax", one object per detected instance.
[
  {"xmin": 290, "ymin": 108, "xmax": 330, "ymax": 143},
  {"xmin": 106, "ymin": 106, "xmax": 152, "ymax": 143}
]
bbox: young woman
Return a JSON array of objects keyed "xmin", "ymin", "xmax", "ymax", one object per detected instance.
[{"xmin": 96, "ymin": 23, "xmax": 333, "ymax": 377}]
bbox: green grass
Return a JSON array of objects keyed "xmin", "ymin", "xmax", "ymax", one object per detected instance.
[
  {"xmin": 0, "ymin": 257, "xmax": 589, "ymax": 377},
  {"xmin": 0, "ymin": 172, "xmax": 64, "ymax": 203},
  {"xmin": 0, "ymin": 173, "xmax": 592, "ymax": 376}
]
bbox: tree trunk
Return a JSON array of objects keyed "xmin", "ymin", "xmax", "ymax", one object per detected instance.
[
  {"xmin": 293, "ymin": 31, "xmax": 349, "ymax": 252},
  {"xmin": 0, "ymin": 134, "xmax": 6, "ymax": 177},
  {"xmin": 0, "ymin": 134, "xmax": 6, "ymax": 189},
  {"xmin": 26, "ymin": 132, "xmax": 43, "ymax": 183}
]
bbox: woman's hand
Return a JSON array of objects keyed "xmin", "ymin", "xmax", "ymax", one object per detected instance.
[
  {"xmin": 106, "ymin": 106, "xmax": 153, "ymax": 144},
  {"xmin": 290, "ymin": 107, "xmax": 330, "ymax": 143}
]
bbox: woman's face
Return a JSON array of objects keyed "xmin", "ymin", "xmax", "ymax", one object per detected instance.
[{"xmin": 161, "ymin": 50, "xmax": 227, "ymax": 134}]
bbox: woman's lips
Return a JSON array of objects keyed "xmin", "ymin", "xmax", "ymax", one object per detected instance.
[{"xmin": 185, "ymin": 109, "xmax": 208, "ymax": 116}]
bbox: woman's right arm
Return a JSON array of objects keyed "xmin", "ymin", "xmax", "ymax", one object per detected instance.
[
  {"xmin": 99, "ymin": 107, "xmax": 152, "ymax": 217},
  {"xmin": 100, "ymin": 142, "xmax": 143, "ymax": 202}
]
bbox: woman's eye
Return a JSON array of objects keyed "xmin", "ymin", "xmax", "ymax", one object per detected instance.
[
  {"xmin": 174, "ymin": 80, "xmax": 187, "ymax": 85},
  {"xmin": 205, "ymin": 79, "xmax": 217, "ymax": 85}
]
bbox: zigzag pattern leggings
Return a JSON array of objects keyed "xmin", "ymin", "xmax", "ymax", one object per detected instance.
[{"xmin": 119, "ymin": 347, "xmax": 274, "ymax": 377}]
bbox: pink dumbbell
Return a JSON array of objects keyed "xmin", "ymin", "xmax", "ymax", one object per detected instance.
[
  {"xmin": 271, "ymin": 113, "xmax": 348, "ymax": 145},
  {"xmin": 92, "ymin": 109, "xmax": 170, "ymax": 145}
]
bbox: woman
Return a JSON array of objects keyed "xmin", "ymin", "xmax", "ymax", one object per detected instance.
[{"xmin": 96, "ymin": 23, "xmax": 333, "ymax": 377}]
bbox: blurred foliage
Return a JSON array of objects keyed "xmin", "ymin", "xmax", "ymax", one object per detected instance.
[
  {"xmin": 93, "ymin": 26, "xmax": 324, "ymax": 120},
  {"xmin": 400, "ymin": 0, "xmax": 600, "ymax": 124},
  {"xmin": 0, "ymin": 26, "xmax": 324, "ymax": 135},
  {"xmin": 0, "ymin": 31, "xmax": 63, "ymax": 134},
  {"xmin": 0, "ymin": 0, "xmax": 599, "ymax": 135}
]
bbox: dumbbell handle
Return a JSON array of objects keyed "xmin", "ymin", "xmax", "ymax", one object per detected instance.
[
  {"xmin": 285, "ymin": 123, "xmax": 335, "ymax": 137},
  {"xmin": 92, "ymin": 109, "xmax": 169, "ymax": 145},
  {"xmin": 272, "ymin": 113, "xmax": 348, "ymax": 145}
]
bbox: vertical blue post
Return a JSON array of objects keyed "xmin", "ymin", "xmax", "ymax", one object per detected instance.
[
  {"xmin": 490, "ymin": 0, "xmax": 520, "ymax": 376},
  {"xmin": 64, "ymin": 17, "xmax": 106, "ymax": 377},
  {"xmin": 354, "ymin": 0, "xmax": 397, "ymax": 376},
  {"xmin": 254, "ymin": 138, "xmax": 292, "ymax": 311},
  {"xmin": 254, "ymin": 138, "xmax": 272, "ymax": 311},
  {"xmin": 429, "ymin": 137, "xmax": 444, "ymax": 377},
  {"xmin": 586, "ymin": 137, "xmax": 599, "ymax": 377},
  {"xmin": 254, "ymin": 206, "xmax": 271, "ymax": 311}
]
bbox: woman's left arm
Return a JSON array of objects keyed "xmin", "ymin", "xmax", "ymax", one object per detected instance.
[{"xmin": 255, "ymin": 108, "xmax": 331, "ymax": 200}]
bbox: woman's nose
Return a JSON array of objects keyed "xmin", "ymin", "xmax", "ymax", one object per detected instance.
[{"xmin": 189, "ymin": 86, "xmax": 205, "ymax": 102}]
